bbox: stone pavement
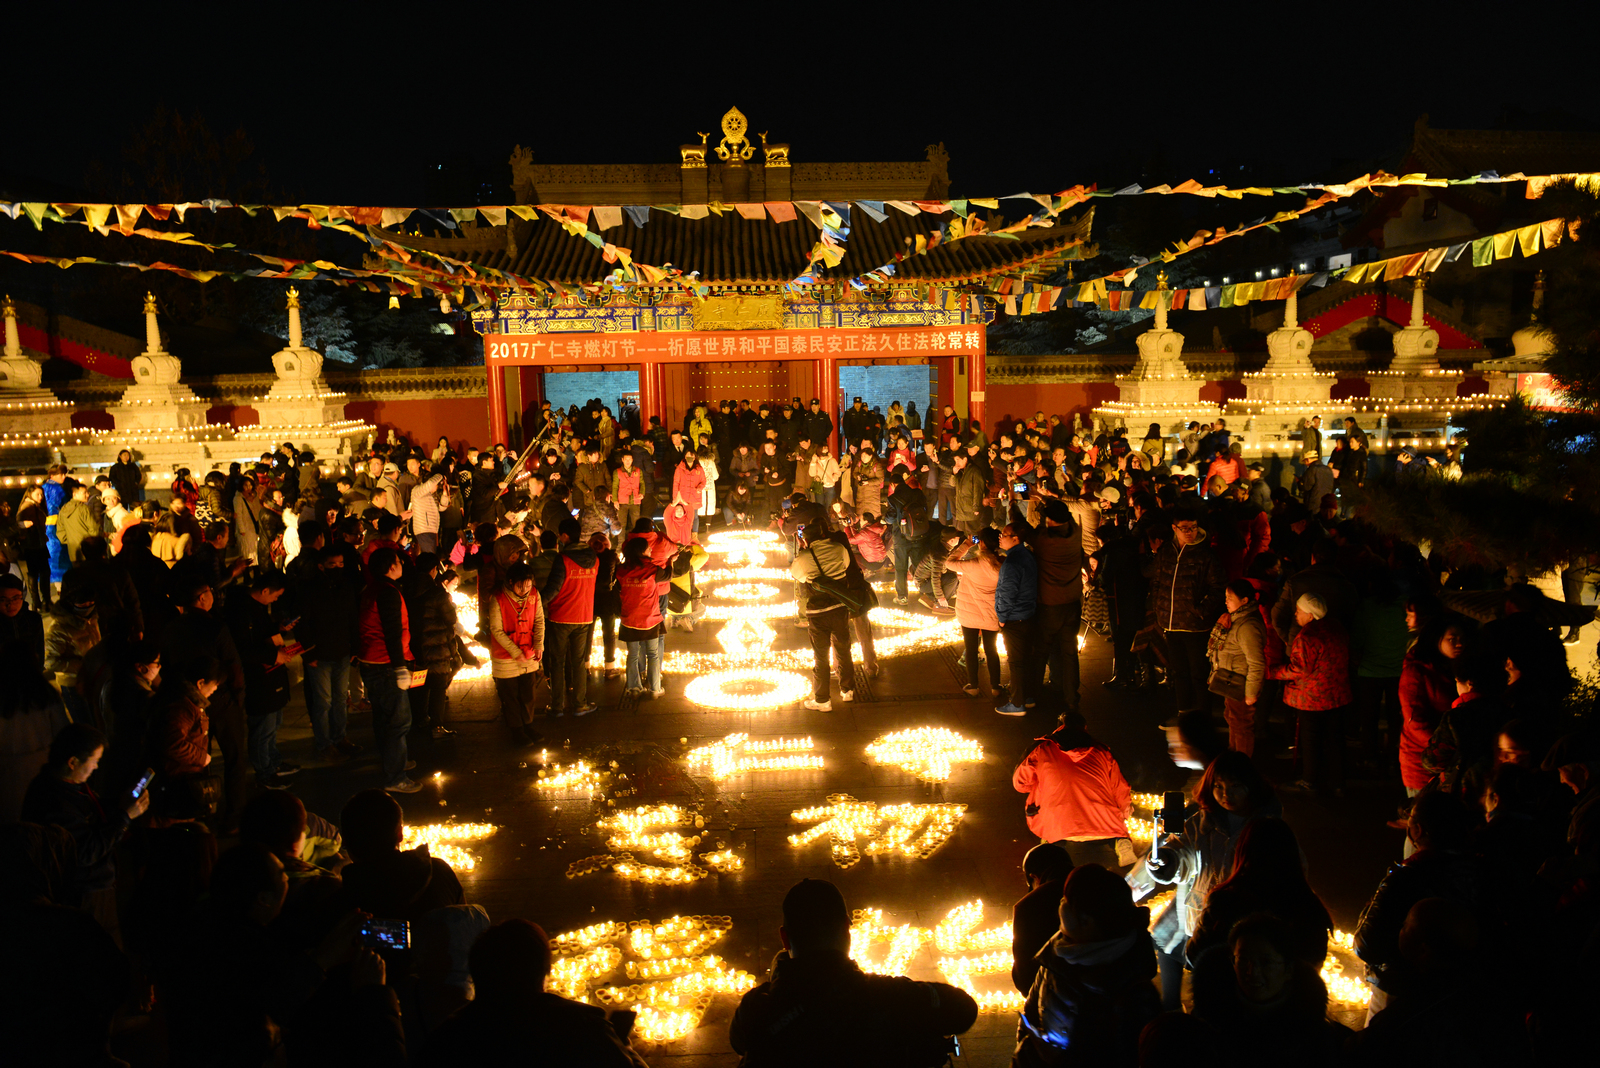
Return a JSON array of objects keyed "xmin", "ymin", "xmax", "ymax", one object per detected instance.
[{"xmin": 279, "ymin": 613, "xmax": 1413, "ymax": 1067}]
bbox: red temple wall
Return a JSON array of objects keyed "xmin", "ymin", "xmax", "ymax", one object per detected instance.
[{"xmin": 343, "ymin": 397, "xmax": 488, "ymax": 452}]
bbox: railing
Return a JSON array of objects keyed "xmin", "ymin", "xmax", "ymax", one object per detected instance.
[
  {"xmin": 53, "ymin": 365, "xmax": 490, "ymax": 408},
  {"xmin": 987, "ymin": 350, "xmax": 1486, "ymax": 382}
]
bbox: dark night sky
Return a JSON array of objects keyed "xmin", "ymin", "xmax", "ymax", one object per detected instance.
[{"xmin": 10, "ymin": 6, "xmax": 1600, "ymax": 207}]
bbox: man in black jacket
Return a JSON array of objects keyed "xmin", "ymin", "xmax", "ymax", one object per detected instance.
[
  {"xmin": 299, "ymin": 548, "xmax": 362, "ymax": 765},
  {"xmin": 0, "ymin": 573, "xmax": 45, "ymax": 666},
  {"xmin": 468, "ymin": 453, "xmax": 501, "ymax": 527},
  {"xmin": 110, "ymin": 524, "xmax": 172, "ymax": 640},
  {"xmin": 730, "ymin": 879, "xmax": 977, "ymax": 1067},
  {"xmin": 840, "ymin": 398, "xmax": 867, "ymax": 452},
  {"xmin": 806, "ymin": 397, "xmax": 833, "ymax": 451},
  {"xmin": 21, "ymin": 722, "xmax": 148, "ymax": 936},
  {"xmin": 776, "ymin": 406, "xmax": 803, "ymax": 452},
  {"xmin": 1011, "ymin": 844, "xmax": 1075, "ymax": 996},
  {"xmin": 424, "ymin": 919, "xmax": 646, "ymax": 1066},
  {"xmin": 1145, "ymin": 506, "xmax": 1227, "ymax": 719},
  {"xmin": 340, "ymin": 788, "xmax": 465, "ymax": 923},
  {"xmin": 162, "ymin": 578, "xmax": 250, "ymax": 829},
  {"xmin": 226, "ymin": 570, "xmax": 298, "ymax": 790},
  {"xmin": 885, "ymin": 475, "xmax": 930, "ymax": 608}
]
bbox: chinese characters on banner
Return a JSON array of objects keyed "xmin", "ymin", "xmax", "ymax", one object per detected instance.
[{"xmin": 484, "ymin": 324, "xmax": 984, "ymax": 365}]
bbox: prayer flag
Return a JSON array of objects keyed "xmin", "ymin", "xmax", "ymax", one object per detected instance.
[
  {"xmin": 624, "ymin": 206, "xmax": 651, "ymax": 227},
  {"xmin": 593, "ymin": 206, "xmax": 623, "ymax": 230},
  {"xmin": 1517, "ymin": 224, "xmax": 1541, "ymax": 257},
  {"xmin": 1492, "ymin": 230, "xmax": 1518, "ymax": 260},
  {"xmin": 764, "ymin": 202, "xmax": 797, "ymax": 223}
]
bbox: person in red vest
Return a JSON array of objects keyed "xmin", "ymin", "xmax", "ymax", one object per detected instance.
[
  {"xmin": 488, "ymin": 560, "xmax": 544, "ymax": 746},
  {"xmin": 618, "ymin": 536, "xmax": 666, "ymax": 697},
  {"xmin": 540, "ymin": 519, "xmax": 599, "ymax": 717},
  {"xmin": 356, "ymin": 547, "xmax": 421, "ymax": 793}
]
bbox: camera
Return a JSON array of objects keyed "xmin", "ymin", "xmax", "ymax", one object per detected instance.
[{"xmin": 360, "ymin": 918, "xmax": 411, "ymax": 951}]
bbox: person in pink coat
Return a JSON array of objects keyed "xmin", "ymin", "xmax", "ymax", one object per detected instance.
[{"xmin": 945, "ymin": 527, "xmax": 1003, "ymax": 696}]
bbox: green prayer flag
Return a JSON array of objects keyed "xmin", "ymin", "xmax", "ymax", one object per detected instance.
[{"xmin": 1472, "ymin": 235, "xmax": 1495, "ymax": 267}]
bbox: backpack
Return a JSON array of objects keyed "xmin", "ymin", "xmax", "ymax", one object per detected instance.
[{"xmin": 896, "ymin": 493, "xmax": 930, "ymax": 540}]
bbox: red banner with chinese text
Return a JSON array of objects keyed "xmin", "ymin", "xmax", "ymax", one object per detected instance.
[{"xmin": 483, "ymin": 323, "xmax": 984, "ymax": 366}]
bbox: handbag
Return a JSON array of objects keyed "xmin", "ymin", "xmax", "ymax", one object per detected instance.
[{"xmin": 1207, "ymin": 667, "xmax": 1248, "ymax": 701}]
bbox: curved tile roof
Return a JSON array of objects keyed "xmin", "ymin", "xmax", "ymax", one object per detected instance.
[{"xmin": 376, "ymin": 206, "xmax": 1093, "ymax": 286}]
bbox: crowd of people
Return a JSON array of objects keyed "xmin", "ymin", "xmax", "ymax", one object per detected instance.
[{"xmin": 0, "ymin": 392, "xmax": 1596, "ymax": 1067}]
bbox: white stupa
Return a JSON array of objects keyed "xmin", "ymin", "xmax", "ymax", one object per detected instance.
[
  {"xmin": 1094, "ymin": 271, "xmax": 1219, "ymax": 434},
  {"xmin": 1367, "ymin": 274, "xmax": 1461, "ymax": 404},
  {"xmin": 233, "ymin": 286, "xmax": 371, "ymax": 458},
  {"xmin": 255, "ymin": 287, "xmax": 348, "ymax": 426},
  {"xmin": 1475, "ymin": 270, "xmax": 1555, "ymax": 402},
  {"xmin": 105, "ymin": 292, "xmax": 211, "ymax": 429},
  {"xmin": 1240, "ymin": 280, "xmax": 1335, "ymax": 405},
  {"xmin": 0, "ymin": 295, "xmax": 73, "ymax": 438}
]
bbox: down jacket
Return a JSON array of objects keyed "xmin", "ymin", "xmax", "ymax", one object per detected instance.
[
  {"xmin": 1146, "ymin": 531, "xmax": 1227, "ymax": 632},
  {"xmin": 1211, "ymin": 604, "xmax": 1267, "ymax": 702},
  {"xmin": 1269, "ymin": 616, "xmax": 1352, "ymax": 711},
  {"xmin": 410, "ymin": 579, "xmax": 462, "ymax": 674},
  {"xmin": 945, "ymin": 550, "xmax": 1001, "ymax": 632},
  {"xmin": 1019, "ymin": 919, "xmax": 1160, "ymax": 1065}
]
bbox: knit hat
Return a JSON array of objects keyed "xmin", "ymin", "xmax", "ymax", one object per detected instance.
[
  {"xmin": 1096, "ymin": 484, "xmax": 1123, "ymax": 505},
  {"xmin": 1296, "ymin": 592, "xmax": 1328, "ymax": 619}
]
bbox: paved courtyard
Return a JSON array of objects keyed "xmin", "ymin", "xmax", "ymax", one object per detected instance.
[{"xmin": 273, "ymin": 581, "xmax": 1423, "ymax": 1067}]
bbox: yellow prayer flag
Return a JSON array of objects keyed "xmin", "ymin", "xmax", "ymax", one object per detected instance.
[
  {"xmin": 1493, "ymin": 230, "xmax": 1518, "ymax": 260},
  {"xmin": 480, "ymin": 207, "xmax": 508, "ymax": 227},
  {"xmin": 83, "ymin": 205, "xmax": 110, "ymax": 230},
  {"xmin": 1139, "ymin": 291, "xmax": 1159, "ymax": 310},
  {"xmin": 1422, "ymin": 247, "xmax": 1448, "ymax": 273},
  {"xmin": 1517, "ymin": 224, "xmax": 1541, "ymax": 257},
  {"xmin": 970, "ymin": 198, "xmax": 998, "ymax": 209},
  {"xmin": 508, "ymin": 206, "xmax": 539, "ymax": 222}
]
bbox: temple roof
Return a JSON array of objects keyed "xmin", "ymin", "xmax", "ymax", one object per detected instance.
[
  {"xmin": 376, "ymin": 106, "xmax": 1091, "ymax": 288},
  {"xmin": 1405, "ymin": 115, "xmax": 1600, "ymax": 179},
  {"xmin": 376, "ymin": 205, "xmax": 1094, "ymax": 287}
]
